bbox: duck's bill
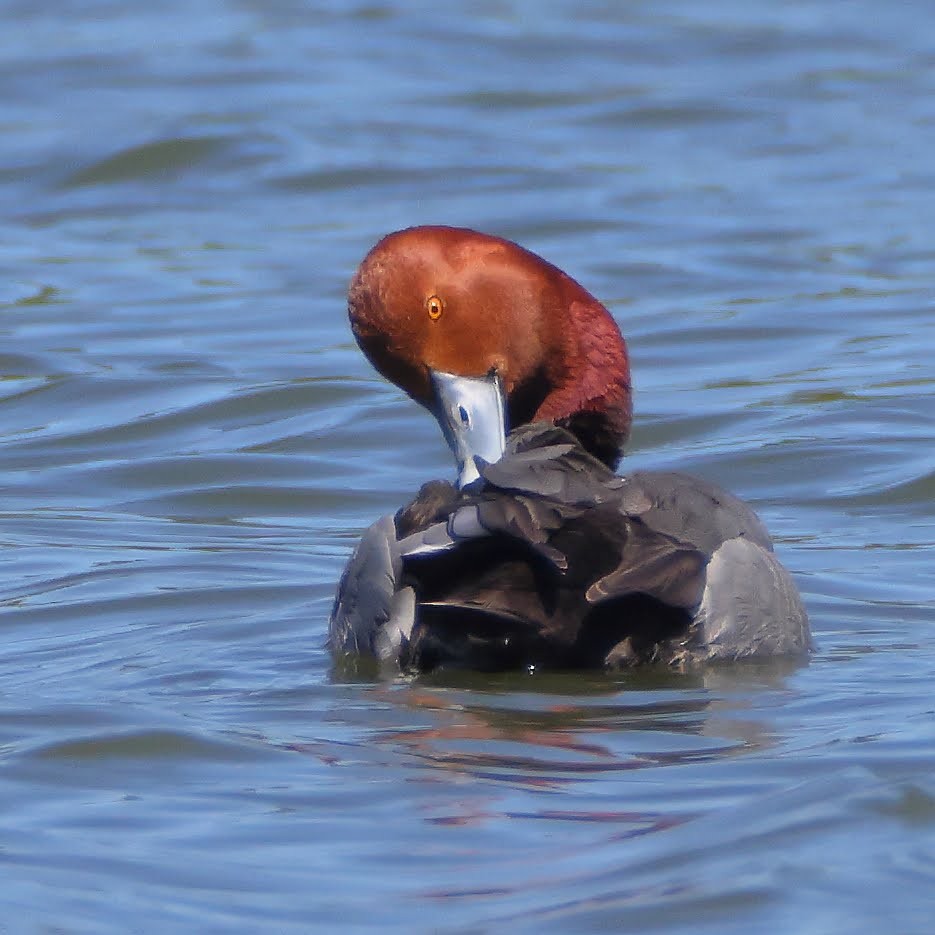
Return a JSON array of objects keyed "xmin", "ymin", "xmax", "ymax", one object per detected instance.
[{"xmin": 430, "ymin": 369, "xmax": 507, "ymax": 489}]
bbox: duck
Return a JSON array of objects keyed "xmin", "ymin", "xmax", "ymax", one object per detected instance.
[{"xmin": 329, "ymin": 225, "xmax": 810, "ymax": 672}]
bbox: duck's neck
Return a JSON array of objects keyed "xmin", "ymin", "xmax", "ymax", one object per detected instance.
[{"xmin": 533, "ymin": 297, "xmax": 632, "ymax": 469}]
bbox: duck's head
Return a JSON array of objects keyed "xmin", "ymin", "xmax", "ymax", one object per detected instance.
[{"xmin": 348, "ymin": 225, "xmax": 632, "ymax": 485}]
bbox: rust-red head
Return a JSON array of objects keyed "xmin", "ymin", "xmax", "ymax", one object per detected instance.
[{"xmin": 348, "ymin": 225, "xmax": 632, "ymax": 469}]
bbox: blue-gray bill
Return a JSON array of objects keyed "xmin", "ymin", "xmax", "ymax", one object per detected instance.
[{"xmin": 430, "ymin": 369, "xmax": 507, "ymax": 488}]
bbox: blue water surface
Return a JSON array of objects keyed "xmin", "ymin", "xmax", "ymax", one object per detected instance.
[{"xmin": 1, "ymin": 1, "xmax": 933, "ymax": 932}]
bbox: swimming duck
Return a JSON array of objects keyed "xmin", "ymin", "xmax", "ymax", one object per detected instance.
[{"xmin": 330, "ymin": 226, "xmax": 810, "ymax": 671}]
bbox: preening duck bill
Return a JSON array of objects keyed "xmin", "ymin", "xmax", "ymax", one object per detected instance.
[{"xmin": 430, "ymin": 369, "xmax": 506, "ymax": 489}]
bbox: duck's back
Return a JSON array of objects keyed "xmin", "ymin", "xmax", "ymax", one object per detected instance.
[{"xmin": 329, "ymin": 425, "xmax": 810, "ymax": 671}]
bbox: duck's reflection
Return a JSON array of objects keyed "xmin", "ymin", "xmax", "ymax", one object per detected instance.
[
  {"xmin": 328, "ymin": 658, "xmax": 804, "ymax": 789},
  {"xmin": 313, "ymin": 660, "xmax": 808, "ymax": 909}
]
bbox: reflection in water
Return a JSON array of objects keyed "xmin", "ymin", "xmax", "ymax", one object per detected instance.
[
  {"xmin": 320, "ymin": 663, "xmax": 800, "ymax": 846},
  {"xmin": 306, "ymin": 665, "xmax": 829, "ymax": 918}
]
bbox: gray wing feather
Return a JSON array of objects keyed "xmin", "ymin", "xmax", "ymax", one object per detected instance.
[
  {"xmin": 620, "ymin": 471, "xmax": 774, "ymax": 555},
  {"xmin": 691, "ymin": 537, "xmax": 811, "ymax": 659},
  {"xmin": 329, "ymin": 514, "xmax": 402, "ymax": 656},
  {"xmin": 481, "ymin": 424, "xmax": 624, "ymax": 506},
  {"xmin": 373, "ymin": 586, "xmax": 417, "ymax": 666}
]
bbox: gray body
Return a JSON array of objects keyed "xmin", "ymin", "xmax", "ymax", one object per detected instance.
[{"xmin": 330, "ymin": 424, "xmax": 810, "ymax": 671}]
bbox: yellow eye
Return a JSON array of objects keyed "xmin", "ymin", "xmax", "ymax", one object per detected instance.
[{"xmin": 426, "ymin": 295, "xmax": 444, "ymax": 321}]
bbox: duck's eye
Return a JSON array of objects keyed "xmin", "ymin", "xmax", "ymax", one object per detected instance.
[{"xmin": 426, "ymin": 295, "xmax": 444, "ymax": 321}]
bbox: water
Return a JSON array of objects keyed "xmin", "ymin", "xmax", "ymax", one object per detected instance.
[{"xmin": 2, "ymin": 1, "xmax": 934, "ymax": 931}]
